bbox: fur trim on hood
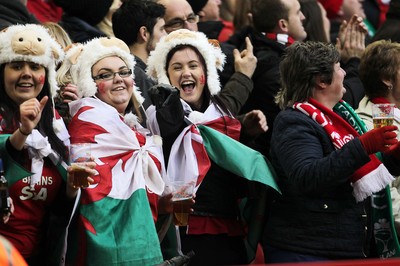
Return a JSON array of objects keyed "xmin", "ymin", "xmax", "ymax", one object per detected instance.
[
  {"xmin": 0, "ymin": 24, "xmax": 64, "ymax": 98},
  {"xmin": 146, "ymin": 29, "xmax": 225, "ymax": 95},
  {"xmin": 68, "ymin": 37, "xmax": 144, "ymax": 104}
]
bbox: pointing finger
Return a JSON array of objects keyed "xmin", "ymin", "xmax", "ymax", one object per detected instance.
[{"xmin": 245, "ymin": 37, "xmax": 253, "ymax": 54}]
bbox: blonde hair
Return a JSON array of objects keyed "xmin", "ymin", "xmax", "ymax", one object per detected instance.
[{"xmin": 42, "ymin": 22, "xmax": 73, "ymax": 49}]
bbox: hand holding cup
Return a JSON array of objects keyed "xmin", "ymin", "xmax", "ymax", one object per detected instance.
[
  {"xmin": 167, "ymin": 180, "xmax": 196, "ymax": 226},
  {"xmin": 68, "ymin": 143, "xmax": 95, "ymax": 189}
]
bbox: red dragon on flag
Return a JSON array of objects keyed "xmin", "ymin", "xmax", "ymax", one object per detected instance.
[{"xmin": 66, "ymin": 97, "xmax": 164, "ymax": 265}]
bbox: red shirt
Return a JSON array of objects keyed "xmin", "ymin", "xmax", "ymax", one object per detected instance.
[
  {"xmin": 0, "ymin": 114, "xmax": 65, "ymax": 258},
  {"xmin": 187, "ymin": 215, "xmax": 245, "ymax": 236},
  {"xmin": 0, "ymin": 156, "xmax": 63, "ymax": 258}
]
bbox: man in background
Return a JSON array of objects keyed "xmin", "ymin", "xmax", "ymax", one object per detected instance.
[{"xmin": 113, "ymin": 0, "xmax": 167, "ymax": 109}]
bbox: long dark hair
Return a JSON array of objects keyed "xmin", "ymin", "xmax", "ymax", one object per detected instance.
[
  {"xmin": 0, "ymin": 64, "xmax": 67, "ymax": 161},
  {"xmin": 165, "ymin": 45, "xmax": 234, "ymax": 135},
  {"xmin": 165, "ymin": 45, "xmax": 231, "ymax": 115},
  {"xmin": 300, "ymin": 0, "xmax": 329, "ymax": 43}
]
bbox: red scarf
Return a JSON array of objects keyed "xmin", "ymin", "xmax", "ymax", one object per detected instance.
[
  {"xmin": 377, "ymin": 0, "xmax": 390, "ymax": 27},
  {"xmin": 371, "ymin": 97, "xmax": 392, "ymax": 105},
  {"xmin": 264, "ymin": 33, "xmax": 295, "ymax": 46},
  {"xmin": 294, "ymin": 98, "xmax": 394, "ymax": 202}
]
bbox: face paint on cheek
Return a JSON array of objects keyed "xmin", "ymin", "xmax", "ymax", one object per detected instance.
[
  {"xmin": 97, "ymin": 82, "xmax": 106, "ymax": 94},
  {"xmin": 38, "ymin": 75, "xmax": 45, "ymax": 85},
  {"xmin": 200, "ymin": 75, "xmax": 206, "ymax": 85}
]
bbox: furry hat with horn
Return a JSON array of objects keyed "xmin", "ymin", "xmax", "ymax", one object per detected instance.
[
  {"xmin": 0, "ymin": 24, "xmax": 64, "ymax": 98},
  {"xmin": 146, "ymin": 29, "xmax": 226, "ymax": 96},
  {"xmin": 68, "ymin": 36, "xmax": 144, "ymax": 104}
]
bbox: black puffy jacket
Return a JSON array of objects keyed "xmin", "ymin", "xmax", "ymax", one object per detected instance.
[{"xmin": 263, "ymin": 108, "xmax": 400, "ymax": 259}]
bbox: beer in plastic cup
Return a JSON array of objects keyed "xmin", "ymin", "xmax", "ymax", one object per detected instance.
[
  {"xmin": 372, "ymin": 103, "xmax": 395, "ymax": 129},
  {"xmin": 69, "ymin": 143, "xmax": 91, "ymax": 188},
  {"xmin": 169, "ymin": 180, "xmax": 195, "ymax": 226}
]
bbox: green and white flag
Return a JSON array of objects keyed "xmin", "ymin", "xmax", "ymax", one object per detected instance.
[
  {"xmin": 67, "ymin": 98, "xmax": 164, "ymax": 265},
  {"xmin": 197, "ymin": 125, "xmax": 280, "ymax": 192}
]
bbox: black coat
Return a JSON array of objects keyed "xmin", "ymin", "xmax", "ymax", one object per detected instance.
[
  {"xmin": 227, "ymin": 26, "xmax": 285, "ymax": 157},
  {"xmin": 58, "ymin": 14, "xmax": 106, "ymax": 43},
  {"xmin": 263, "ymin": 108, "xmax": 400, "ymax": 259},
  {"xmin": 148, "ymin": 84, "xmax": 248, "ymax": 218},
  {"xmin": 133, "ymin": 56, "xmax": 154, "ymax": 110},
  {"xmin": 0, "ymin": 0, "xmax": 38, "ymax": 31},
  {"xmin": 227, "ymin": 26, "xmax": 366, "ymax": 156}
]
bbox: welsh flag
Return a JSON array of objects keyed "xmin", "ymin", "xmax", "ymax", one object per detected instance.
[
  {"xmin": 67, "ymin": 98, "xmax": 164, "ymax": 265},
  {"xmin": 147, "ymin": 99, "xmax": 281, "ymax": 262},
  {"xmin": 196, "ymin": 124, "xmax": 280, "ymax": 262},
  {"xmin": 197, "ymin": 124, "xmax": 280, "ymax": 191},
  {"xmin": 150, "ymin": 102, "xmax": 280, "ymax": 263},
  {"xmin": 159, "ymin": 103, "xmax": 280, "ymax": 192}
]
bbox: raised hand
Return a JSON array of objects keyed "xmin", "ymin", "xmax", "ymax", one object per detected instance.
[
  {"xmin": 19, "ymin": 96, "xmax": 48, "ymax": 136},
  {"xmin": 149, "ymin": 83, "xmax": 180, "ymax": 109},
  {"xmin": 233, "ymin": 37, "xmax": 257, "ymax": 79},
  {"xmin": 60, "ymin": 83, "xmax": 79, "ymax": 103},
  {"xmin": 336, "ymin": 14, "xmax": 366, "ymax": 63}
]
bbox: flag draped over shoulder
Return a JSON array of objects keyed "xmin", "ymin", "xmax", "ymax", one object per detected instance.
[
  {"xmin": 162, "ymin": 102, "xmax": 279, "ymax": 192},
  {"xmin": 196, "ymin": 124, "xmax": 281, "ymax": 263},
  {"xmin": 67, "ymin": 98, "xmax": 164, "ymax": 265},
  {"xmin": 159, "ymin": 102, "xmax": 280, "ymax": 263},
  {"xmin": 147, "ymin": 100, "xmax": 280, "ymax": 263}
]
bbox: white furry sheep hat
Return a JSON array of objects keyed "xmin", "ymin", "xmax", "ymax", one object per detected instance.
[
  {"xmin": 68, "ymin": 37, "xmax": 144, "ymax": 104},
  {"xmin": 146, "ymin": 29, "xmax": 226, "ymax": 95},
  {"xmin": 0, "ymin": 24, "xmax": 64, "ymax": 98}
]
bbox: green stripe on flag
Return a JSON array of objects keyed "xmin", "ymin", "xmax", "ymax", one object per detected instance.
[
  {"xmin": 197, "ymin": 125, "xmax": 280, "ymax": 193},
  {"xmin": 80, "ymin": 188, "xmax": 163, "ymax": 265},
  {"xmin": 198, "ymin": 125, "xmax": 281, "ymax": 263}
]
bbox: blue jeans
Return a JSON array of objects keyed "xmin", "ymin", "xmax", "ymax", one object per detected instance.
[{"xmin": 263, "ymin": 244, "xmax": 330, "ymax": 264}]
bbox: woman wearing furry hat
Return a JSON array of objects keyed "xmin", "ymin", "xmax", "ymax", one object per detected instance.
[
  {"xmin": 0, "ymin": 24, "xmax": 95, "ymax": 265},
  {"xmin": 146, "ymin": 29, "xmax": 268, "ymax": 265},
  {"xmin": 65, "ymin": 36, "xmax": 164, "ymax": 265}
]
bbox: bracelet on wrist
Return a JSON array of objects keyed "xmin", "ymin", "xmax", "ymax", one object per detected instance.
[{"xmin": 19, "ymin": 128, "xmax": 31, "ymax": 136}]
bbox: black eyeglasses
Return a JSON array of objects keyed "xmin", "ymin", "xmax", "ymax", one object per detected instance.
[
  {"xmin": 92, "ymin": 69, "xmax": 132, "ymax": 81},
  {"xmin": 164, "ymin": 14, "xmax": 199, "ymax": 31}
]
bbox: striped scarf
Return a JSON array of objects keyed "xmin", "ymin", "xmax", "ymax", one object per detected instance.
[{"xmin": 293, "ymin": 98, "xmax": 394, "ymax": 202}]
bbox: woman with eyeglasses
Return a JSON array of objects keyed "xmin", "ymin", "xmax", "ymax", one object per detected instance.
[{"xmin": 63, "ymin": 37, "xmax": 165, "ymax": 265}]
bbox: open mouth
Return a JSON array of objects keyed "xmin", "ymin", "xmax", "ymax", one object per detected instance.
[{"xmin": 181, "ymin": 81, "xmax": 195, "ymax": 93}]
